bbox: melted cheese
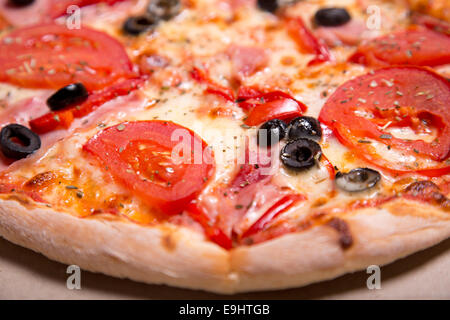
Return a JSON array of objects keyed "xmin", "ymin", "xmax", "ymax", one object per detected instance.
[{"xmin": 0, "ymin": 0, "xmax": 448, "ymax": 235}]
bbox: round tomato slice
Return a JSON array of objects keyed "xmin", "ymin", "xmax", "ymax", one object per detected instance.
[
  {"xmin": 349, "ymin": 28, "xmax": 450, "ymax": 67},
  {"xmin": 0, "ymin": 24, "xmax": 134, "ymax": 90},
  {"xmin": 319, "ymin": 66, "xmax": 450, "ymax": 176},
  {"xmin": 83, "ymin": 121, "xmax": 215, "ymax": 215}
]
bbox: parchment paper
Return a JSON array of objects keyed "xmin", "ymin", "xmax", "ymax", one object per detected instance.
[{"xmin": 0, "ymin": 237, "xmax": 449, "ymax": 299}]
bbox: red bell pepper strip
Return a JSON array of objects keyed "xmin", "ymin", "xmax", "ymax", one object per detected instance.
[
  {"xmin": 29, "ymin": 109, "xmax": 74, "ymax": 134},
  {"xmin": 190, "ymin": 68, "xmax": 307, "ymax": 126},
  {"xmin": 205, "ymin": 86, "xmax": 235, "ymax": 102},
  {"xmin": 186, "ymin": 202, "xmax": 233, "ymax": 250},
  {"xmin": 285, "ymin": 16, "xmax": 334, "ymax": 66},
  {"xmin": 72, "ymin": 77, "xmax": 144, "ymax": 117},
  {"xmin": 29, "ymin": 77, "xmax": 145, "ymax": 133},
  {"xmin": 236, "ymin": 86, "xmax": 263, "ymax": 101},
  {"xmin": 190, "ymin": 67, "xmax": 235, "ymax": 102},
  {"xmin": 242, "ymin": 91, "xmax": 307, "ymax": 126},
  {"xmin": 189, "ymin": 67, "xmax": 207, "ymax": 82},
  {"xmin": 320, "ymin": 153, "xmax": 336, "ymax": 180},
  {"xmin": 244, "ymin": 98, "xmax": 303, "ymax": 126},
  {"xmin": 241, "ymin": 194, "xmax": 306, "ymax": 239},
  {"xmin": 239, "ymin": 91, "xmax": 307, "ymax": 112}
]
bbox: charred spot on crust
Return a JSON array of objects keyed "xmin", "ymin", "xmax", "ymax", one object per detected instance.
[
  {"xmin": 242, "ymin": 237, "xmax": 254, "ymax": 246},
  {"xmin": 161, "ymin": 232, "xmax": 177, "ymax": 251},
  {"xmin": 405, "ymin": 181, "xmax": 440, "ymax": 194},
  {"xmin": 405, "ymin": 181, "xmax": 449, "ymax": 210},
  {"xmin": 327, "ymin": 217, "xmax": 353, "ymax": 249}
]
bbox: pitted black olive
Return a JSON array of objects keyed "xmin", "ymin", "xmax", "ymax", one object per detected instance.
[
  {"xmin": 314, "ymin": 8, "xmax": 351, "ymax": 27},
  {"xmin": 288, "ymin": 116, "xmax": 322, "ymax": 141},
  {"xmin": 47, "ymin": 83, "xmax": 88, "ymax": 111},
  {"xmin": 257, "ymin": 0, "xmax": 278, "ymax": 13},
  {"xmin": 147, "ymin": 0, "xmax": 181, "ymax": 21},
  {"xmin": 335, "ymin": 168, "xmax": 381, "ymax": 192},
  {"xmin": 0, "ymin": 124, "xmax": 41, "ymax": 160},
  {"xmin": 8, "ymin": 0, "xmax": 34, "ymax": 7},
  {"xmin": 280, "ymin": 138, "xmax": 322, "ymax": 170},
  {"xmin": 123, "ymin": 15, "xmax": 158, "ymax": 35},
  {"xmin": 257, "ymin": 119, "xmax": 287, "ymax": 147}
]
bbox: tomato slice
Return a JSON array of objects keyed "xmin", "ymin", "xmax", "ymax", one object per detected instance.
[
  {"xmin": 349, "ymin": 27, "xmax": 450, "ymax": 67},
  {"xmin": 0, "ymin": 24, "xmax": 134, "ymax": 90},
  {"xmin": 242, "ymin": 91, "xmax": 307, "ymax": 126},
  {"xmin": 319, "ymin": 66, "xmax": 450, "ymax": 175},
  {"xmin": 285, "ymin": 16, "xmax": 334, "ymax": 66},
  {"xmin": 83, "ymin": 121, "xmax": 215, "ymax": 215}
]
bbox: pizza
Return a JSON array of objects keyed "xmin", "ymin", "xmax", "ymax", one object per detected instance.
[{"xmin": 0, "ymin": 0, "xmax": 449, "ymax": 294}]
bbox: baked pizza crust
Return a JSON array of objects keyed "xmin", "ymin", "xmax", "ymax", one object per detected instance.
[
  {"xmin": 0, "ymin": 196, "xmax": 448, "ymax": 294},
  {"xmin": 0, "ymin": 0, "xmax": 448, "ymax": 296}
]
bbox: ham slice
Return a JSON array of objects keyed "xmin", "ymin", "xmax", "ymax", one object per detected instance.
[
  {"xmin": 0, "ymin": 89, "xmax": 148, "ymax": 172},
  {"xmin": 0, "ymin": 0, "xmax": 51, "ymax": 27},
  {"xmin": 0, "ymin": 92, "xmax": 52, "ymax": 171},
  {"xmin": 0, "ymin": 0, "xmax": 135, "ymax": 27},
  {"xmin": 226, "ymin": 45, "xmax": 268, "ymax": 82},
  {"xmin": 195, "ymin": 142, "xmax": 288, "ymax": 237},
  {"xmin": 226, "ymin": 0, "xmax": 256, "ymax": 10},
  {"xmin": 315, "ymin": 20, "xmax": 367, "ymax": 47},
  {"xmin": 0, "ymin": 93, "xmax": 51, "ymax": 128}
]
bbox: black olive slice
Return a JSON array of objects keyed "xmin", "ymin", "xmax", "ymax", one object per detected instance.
[
  {"xmin": 314, "ymin": 8, "xmax": 351, "ymax": 27},
  {"xmin": 257, "ymin": 0, "xmax": 278, "ymax": 13},
  {"xmin": 280, "ymin": 138, "xmax": 322, "ymax": 170},
  {"xmin": 0, "ymin": 124, "xmax": 41, "ymax": 160},
  {"xmin": 257, "ymin": 119, "xmax": 287, "ymax": 147},
  {"xmin": 46, "ymin": 83, "xmax": 89, "ymax": 111},
  {"xmin": 335, "ymin": 168, "xmax": 381, "ymax": 192},
  {"xmin": 288, "ymin": 116, "xmax": 322, "ymax": 141},
  {"xmin": 8, "ymin": 0, "xmax": 34, "ymax": 7},
  {"xmin": 123, "ymin": 15, "xmax": 158, "ymax": 36},
  {"xmin": 147, "ymin": 0, "xmax": 181, "ymax": 21}
]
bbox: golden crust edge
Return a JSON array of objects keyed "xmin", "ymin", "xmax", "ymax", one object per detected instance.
[
  {"xmin": 231, "ymin": 199, "xmax": 450, "ymax": 292},
  {"xmin": 0, "ymin": 197, "xmax": 449, "ymax": 294}
]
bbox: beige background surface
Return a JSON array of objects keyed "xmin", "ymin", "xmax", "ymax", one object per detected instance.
[{"xmin": 0, "ymin": 236, "xmax": 449, "ymax": 300}]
